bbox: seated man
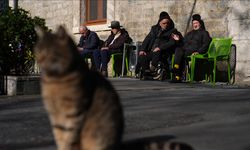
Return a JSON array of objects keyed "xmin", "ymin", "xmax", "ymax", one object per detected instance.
[
  {"xmin": 94, "ymin": 21, "xmax": 132, "ymax": 77},
  {"xmin": 171, "ymin": 14, "xmax": 212, "ymax": 82},
  {"xmin": 77, "ymin": 25, "xmax": 100, "ymax": 70},
  {"xmin": 137, "ymin": 12, "xmax": 183, "ymax": 80}
]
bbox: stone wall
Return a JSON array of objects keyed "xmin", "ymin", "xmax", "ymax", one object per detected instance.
[
  {"xmin": 228, "ymin": 0, "xmax": 250, "ymax": 82},
  {"xmin": 16, "ymin": 0, "xmax": 250, "ymax": 82},
  {"xmin": 16, "ymin": 0, "xmax": 81, "ymax": 40}
]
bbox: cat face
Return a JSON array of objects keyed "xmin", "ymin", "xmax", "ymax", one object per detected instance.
[{"xmin": 34, "ymin": 26, "xmax": 78, "ymax": 76}]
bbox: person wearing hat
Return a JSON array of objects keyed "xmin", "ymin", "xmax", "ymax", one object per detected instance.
[
  {"xmin": 139, "ymin": 11, "xmax": 175, "ymax": 59},
  {"xmin": 171, "ymin": 13, "xmax": 212, "ymax": 83},
  {"xmin": 93, "ymin": 21, "xmax": 132, "ymax": 77},
  {"xmin": 136, "ymin": 11, "xmax": 182, "ymax": 80}
]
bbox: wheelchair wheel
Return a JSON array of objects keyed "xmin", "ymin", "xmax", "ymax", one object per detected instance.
[{"xmin": 229, "ymin": 44, "xmax": 236, "ymax": 84}]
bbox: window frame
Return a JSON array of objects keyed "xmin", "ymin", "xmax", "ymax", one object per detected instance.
[{"xmin": 85, "ymin": 0, "xmax": 107, "ymax": 25}]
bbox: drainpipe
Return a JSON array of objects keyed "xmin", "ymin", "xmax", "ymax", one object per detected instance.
[
  {"xmin": 184, "ymin": 0, "xmax": 197, "ymax": 36},
  {"xmin": 114, "ymin": 0, "xmax": 116, "ymax": 21}
]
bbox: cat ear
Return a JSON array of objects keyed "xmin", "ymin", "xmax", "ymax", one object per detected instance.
[
  {"xmin": 57, "ymin": 25, "xmax": 68, "ymax": 39},
  {"xmin": 35, "ymin": 26, "xmax": 45, "ymax": 38}
]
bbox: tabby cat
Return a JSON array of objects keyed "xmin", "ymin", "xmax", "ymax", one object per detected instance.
[
  {"xmin": 34, "ymin": 26, "xmax": 193, "ymax": 150},
  {"xmin": 34, "ymin": 26, "xmax": 124, "ymax": 150}
]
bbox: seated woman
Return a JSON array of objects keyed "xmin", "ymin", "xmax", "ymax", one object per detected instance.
[{"xmin": 93, "ymin": 21, "xmax": 132, "ymax": 77}]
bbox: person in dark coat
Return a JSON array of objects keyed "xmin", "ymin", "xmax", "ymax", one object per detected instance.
[
  {"xmin": 93, "ymin": 21, "xmax": 132, "ymax": 77},
  {"xmin": 171, "ymin": 14, "xmax": 212, "ymax": 82},
  {"xmin": 77, "ymin": 26, "xmax": 100, "ymax": 70},
  {"xmin": 137, "ymin": 12, "xmax": 183, "ymax": 80},
  {"xmin": 140, "ymin": 11, "xmax": 175, "ymax": 53}
]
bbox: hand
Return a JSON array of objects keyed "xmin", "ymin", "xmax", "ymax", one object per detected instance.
[
  {"xmin": 192, "ymin": 52, "xmax": 199, "ymax": 55},
  {"xmin": 101, "ymin": 47, "xmax": 109, "ymax": 51},
  {"xmin": 171, "ymin": 34, "xmax": 180, "ymax": 41},
  {"xmin": 139, "ymin": 51, "xmax": 147, "ymax": 56},
  {"xmin": 153, "ymin": 47, "xmax": 160, "ymax": 52}
]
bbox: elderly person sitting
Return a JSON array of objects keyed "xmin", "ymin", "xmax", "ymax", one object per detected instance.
[
  {"xmin": 171, "ymin": 14, "xmax": 212, "ymax": 83},
  {"xmin": 77, "ymin": 25, "xmax": 100, "ymax": 70},
  {"xmin": 94, "ymin": 21, "xmax": 132, "ymax": 77},
  {"xmin": 137, "ymin": 12, "xmax": 183, "ymax": 80}
]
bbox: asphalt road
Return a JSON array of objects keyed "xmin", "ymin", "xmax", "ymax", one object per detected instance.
[{"xmin": 0, "ymin": 78, "xmax": 250, "ymax": 150}]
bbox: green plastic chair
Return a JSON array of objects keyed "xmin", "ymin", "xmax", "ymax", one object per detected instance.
[
  {"xmin": 207, "ymin": 38, "xmax": 232, "ymax": 84},
  {"xmin": 111, "ymin": 43, "xmax": 131, "ymax": 77},
  {"xmin": 187, "ymin": 38, "xmax": 233, "ymax": 84},
  {"xmin": 187, "ymin": 48, "xmax": 211, "ymax": 82},
  {"xmin": 111, "ymin": 53, "xmax": 129, "ymax": 77},
  {"xmin": 186, "ymin": 40, "xmax": 212, "ymax": 82}
]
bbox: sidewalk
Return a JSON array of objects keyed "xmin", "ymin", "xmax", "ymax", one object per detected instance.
[{"xmin": 0, "ymin": 78, "xmax": 250, "ymax": 150}]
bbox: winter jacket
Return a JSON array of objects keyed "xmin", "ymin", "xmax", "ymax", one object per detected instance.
[
  {"xmin": 183, "ymin": 28, "xmax": 211, "ymax": 54},
  {"xmin": 140, "ymin": 19, "xmax": 175, "ymax": 52},
  {"xmin": 103, "ymin": 29, "xmax": 132, "ymax": 53},
  {"xmin": 77, "ymin": 30, "xmax": 100, "ymax": 50},
  {"xmin": 152, "ymin": 28, "xmax": 183, "ymax": 52}
]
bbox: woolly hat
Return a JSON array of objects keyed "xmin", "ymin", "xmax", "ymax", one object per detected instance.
[
  {"xmin": 159, "ymin": 11, "xmax": 170, "ymax": 19},
  {"xmin": 158, "ymin": 11, "xmax": 170, "ymax": 22},
  {"xmin": 192, "ymin": 14, "xmax": 202, "ymax": 23}
]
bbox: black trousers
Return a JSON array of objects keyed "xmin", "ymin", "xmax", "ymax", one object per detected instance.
[
  {"xmin": 174, "ymin": 47, "xmax": 196, "ymax": 67},
  {"xmin": 138, "ymin": 51, "xmax": 161, "ymax": 73},
  {"xmin": 137, "ymin": 49, "xmax": 175, "ymax": 73},
  {"xmin": 174, "ymin": 47, "xmax": 208, "ymax": 80}
]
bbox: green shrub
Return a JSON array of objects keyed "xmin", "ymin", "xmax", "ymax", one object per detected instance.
[{"xmin": 0, "ymin": 7, "xmax": 49, "ymax": 75}]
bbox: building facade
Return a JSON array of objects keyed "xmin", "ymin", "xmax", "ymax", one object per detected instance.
[{"xmin": 15, "ymin": 0, "xmax": 250, "ymax": 83}]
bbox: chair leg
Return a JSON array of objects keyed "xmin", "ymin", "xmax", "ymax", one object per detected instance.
[
  {"xmin": 111, "ymin": 54, "xmax": 117, "ymax": 77},
  {"xmin": 227, "ymin": 60, "xmax": 231, "ymax": 84},
  {"xmin": 112, "ymin": 52, "xmax": 129, "ymax": 77},
  {"xmin": 125, "ymin": 56, "xmax": 131, "ymax": 76},
  {"xmin": 183, "ymin": 59, "xmax": 190, "ymax": 82},
  {"xmin": 213, "ymin": 59, "xmax": 217, "ymax": 84},
  {"xmin": 170, "ymin": 54, "xmax": 175, "ymax": 80},
  {"xmin": 186, "ymin": 63, "xmax": 191, "ymax": 81},
  {"xmin": 190, "ymin": 56, "xmax": 196, "ymax": 82},
  {"xmin": 204, "ymin": 61, "xmax": 209, "ymax": 82}
]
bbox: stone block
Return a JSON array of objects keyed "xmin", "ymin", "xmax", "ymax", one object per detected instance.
[
  {"xmin": 228, "ymin": 19, "xmax": 250, "ymax": 40},
  {"xmin": 232, "ymin": 40, "xmax": 250, "ymax": 78},
  {"xmin": 228, "ymin": 1, "xmax": 250, "ymax": 20},
  {"xmin": 6, "ymin": 76, "xmax": 41, "ymax": 96}
]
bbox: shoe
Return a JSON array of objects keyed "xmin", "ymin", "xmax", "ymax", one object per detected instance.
[
  {"xmin": 169, "ymin": 76, "xmax": 182, "ymax": 83},
  {"xmin": 153, "ymin": 68, "xmax": 166, "ymax": 81},
  {"xmin": 140, "ymin": 69, "xmax": 151, "ymax": 80},
  {"xmin": 159, "ymin": 69, "xmax": 167, "ymax": 81},
  {"xmin": 150, "ymin": 65, "xmax": 157, "ymax": 72},
  {"xmin": 153, "ymin": 74, "xmax": 161, "ymax": 80}
]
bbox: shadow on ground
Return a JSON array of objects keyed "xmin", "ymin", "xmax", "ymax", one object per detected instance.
[
  {"xmin": 122, "ymin": 135, "xmax": 193, "ymax": 150},
  {"xmin": 0, "ymin": 141, "xmax": 55, "ymax": 150}
]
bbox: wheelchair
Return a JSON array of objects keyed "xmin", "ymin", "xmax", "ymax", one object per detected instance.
[{"xmin": 136, "ymin": 54, "xmax": 173, "ymax": 81}]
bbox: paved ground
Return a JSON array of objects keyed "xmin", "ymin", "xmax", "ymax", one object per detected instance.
[{"xmin": 0, "ymin": 78, "xmax": 250, "ymax": 150}]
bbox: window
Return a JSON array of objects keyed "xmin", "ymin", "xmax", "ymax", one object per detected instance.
[{"xmin": 85, "ymin": 0, "xmax": 107, "ymax": 25}]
